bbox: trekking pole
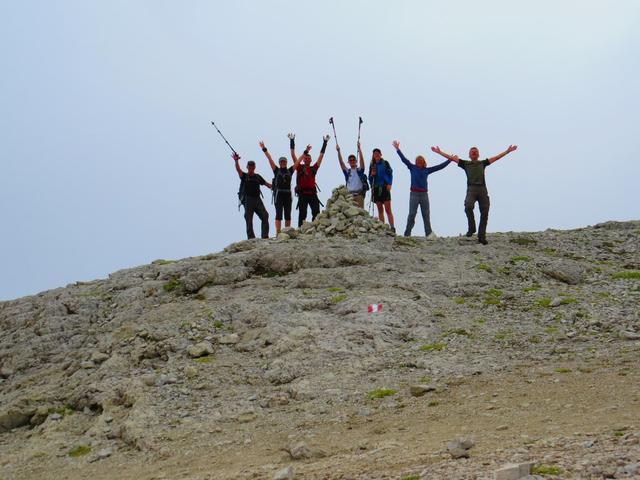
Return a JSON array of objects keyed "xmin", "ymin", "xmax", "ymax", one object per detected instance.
[
  {"xmin": 329, "ymin": 117, "xmax": 339, "ymax": 148},
  {"xmin": 210, "ymin": 121, "xmax": 238, "ymax": 156},
  {"xmin": 356, "ymin": 116, "xmax": 363, "ymax": 151}
]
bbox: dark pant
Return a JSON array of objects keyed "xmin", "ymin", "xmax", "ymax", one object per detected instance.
[
  {"xmin": 405, "ymin": 191, "xmax": 432, "ymax": 236},
  {"xmin": 297, "ymin": 194, "xmax": 320, "ymax": 227},
  {"xmin": 244, "ymin": 196, "xmax": 269, "ymax": 239},
  {"xmin": 274, "ymin": 191, "xmax": 292, "ymax": 221},
  {"xmin": 464, "ymin": 185, "xmax": 490, "ymax": 239}
]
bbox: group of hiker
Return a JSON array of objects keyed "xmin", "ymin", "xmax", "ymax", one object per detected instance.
[{"xmin": 231, "ymin": 132, "xmax": 518, "ymax": 245}]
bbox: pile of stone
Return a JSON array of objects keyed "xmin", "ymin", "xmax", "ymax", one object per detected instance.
[{"xmin": 279, "ymin": 186, "xmax": 394, "ymax": 239}]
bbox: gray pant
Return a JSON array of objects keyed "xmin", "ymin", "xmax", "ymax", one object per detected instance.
[
  {"xmin": 405, "ymin": 191, "xmax": 432, "ymax": 236},
  {"xmin": 464, "ymin": 185, "xmax": 490, "ymax": 239},
  {"xmin": 244, "ymin": 196, "xmax": 269, "ymax": 239}
]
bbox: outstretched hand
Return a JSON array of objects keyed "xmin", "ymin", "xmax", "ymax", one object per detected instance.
[
  {"xmin": 287, "ymin": 133, "xmax": 295, "ymax": 140},
  {"xmin": 452, "ymin": 155, "xmax": 459, "ymax": 161},
  {"xmin": 357, "ymin": 141, "xmax": 361, "ymax": 150},
  {"xmin": 431, "ymin": 146, "xmax": 441, "ymax": 154},
  {"xmin": 323, "ymin": 134, "xmax": 331, "ymax": 142},
  {"xmin": 306, "ymin": 144, "xmax": 312, "ymax": 152},
  {"xmin": 232, "ymin": 153, "xmax": 241, "ymax": 161},
  {"xmin": 507, "ymin": 145, "xmax": 518, "ymax": 153},
  {"xmin": 336, "ymin": 144, "xmax": 341, "ymax": 151},
  {"xmin": 392, "ymin": 140, "xmax": 400, "ymax": 150},
  {"xmin": 259, "ymin": 141, "xmax": 266, "ymax": 149}
]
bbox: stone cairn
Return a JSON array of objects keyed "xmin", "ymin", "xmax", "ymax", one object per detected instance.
[{"xmin": 277, "ymin": 186, "xmax": 394, "ymax": 240}]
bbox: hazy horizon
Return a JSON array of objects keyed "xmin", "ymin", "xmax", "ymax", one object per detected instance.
[{"xmin": 1, "ymin": 0, "xmax": 639, "ymax": 301}]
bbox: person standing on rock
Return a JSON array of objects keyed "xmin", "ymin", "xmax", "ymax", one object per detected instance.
[
  {"xmin": 392, "ymin": 141, "xmax": 453, "ymax": 237},
  {"xmin": 336, "ymin": 141, "xmax": 368, "ymax": 208},
  {"xmin": 233, "ymin": 153, "xmax": 272, "ymax": 239},
  {"xmin": 368, "ymin": 148, "xmax": 395, "ymax": 232},
  {"xmin": 290, "ymin": 133, "xmax": 329, "ymax": 226},
  {"xmin": 259, "ymin": 141, "xmax": 293, "ymax": 234},
  {"xmin": 431, "ymin": 144, "xmax": 518, "ymax": 244}
]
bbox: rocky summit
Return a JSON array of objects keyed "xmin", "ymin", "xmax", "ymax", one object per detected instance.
[{"xmin": 0, "ymin": 194, "xmax": 639, "ymax": 479}]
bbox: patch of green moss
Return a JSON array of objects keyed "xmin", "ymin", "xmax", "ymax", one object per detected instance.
[
  {"xmin": 433, "ymin": 310, "xmax": 446, "ymax": 318},
  {"xmin": 68, "ymin": 445, "xmax": 91, "ymax": 457},
  {"xmin": 523, "ymin": 283, "xmax": 541, "ymax": 293},
  {"xmin": 554, "ymin": 367, "xmax": 572, "ymax": 373},
  {"xmin": 420, "ymin": 343, "xmax": 446, "ymax": 352},
  {"xmin": 531, "ymin": 465, "xmax": 562, "ymax": 475},
  {"xmin": 529, "ymin": 335, "xmax": 542, "ymax": 344},
  {"xmin": 545, "ymin": 326, "xmax": 558, "ymax": 334},
  {"xmin": 486, "ymin": 288, "xmax": 503, "ymax": 297},
  {"xmin": 559, "ymin": 297, "xmax": 577, "ymax": 305},
  {"xmin": 476, "ymin": 263, "xmax": 492, "ymax": 273},
  {"xmin": 542, "ymin": 247, "xmax": 556, "ymax": 255},
  {"xmin": 262, "ymin": 271, "xmax": 283, "ymax": 278},
  {"xmin": 597, "ymin": 291, "xmax": 611, "ymax": 298},
  {"xmin": 612, "ymin": 270, "xmax": 640, "ymax": 280},
  {"xmin": 509, "ymin": 237, "xmax": 537, "ymax": 246},
  {"xmin": 536, "ymin": 297, "xmax": 552, "ymax": 307},
  {"xmin": 162, "ymin": 279, "xmax": 183, "ymax": 293},
  {"xmin": 510, "ymin": 255, "xmax": 531, "ymax": 264},
  {"xmin": 152, "ymin": 259, "xmax": 175, "ymax": 265},
  {"xmin": 367, "ymin": 388, "xmax": 396, "ymax": 400},
  {"xmin": 331, "ymin": 294, "xmax": 347, "ymax": 303},
  {"xmin": 445, "ymin": 328, "xmax": 471, "ymax": 337},
  {"xmin": 427, "ymin": 400, "xmax": 440, "ymax": 407},
  {"xmin": 419, "ymin": 376, "xmax": 432, "ymax": 384},
  {"xmin": 401, "ymin": 476, "xmax": 420, "ymax": 480},
  {"xmin": 213, "ymin": 320, "xmax": 224, "ymax": 329},
  {"xmin": 453, "ymin": 297, "xmax": 466, "ymax": 305},
  {"xmin": 484, "ymin": 297, "xmax": 501, "ymax": 306},
  {"xmin": 194, "ymin": 356, "xmax": 214, "ymax": 363},
  {"xmin": 326, "ymin": 287, "xmax": 344, "ymax": 292}
]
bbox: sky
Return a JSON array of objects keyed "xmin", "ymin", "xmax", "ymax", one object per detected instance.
[{"xmin": 1, "ymin": 0, "xmax": 639, "ymax": 301}]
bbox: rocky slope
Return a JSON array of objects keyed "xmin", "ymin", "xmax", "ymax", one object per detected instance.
[{"xmin": 1, "ymin": 190, "xmax": 639, "ymax": 479}]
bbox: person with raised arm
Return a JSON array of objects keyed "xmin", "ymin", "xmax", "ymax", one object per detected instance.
[
  {"xmin": 368, "ymin": 147, "xmax": 395, "ymax": 232},
  {"xmin": 259, "ymin": 140, "xmax": 293, "ymax": 234},
  {"xmin": 337, "ymin": 141, "xmax": 368, "ymax": 208},
  {"xmin": 392, "ymin": 140, "xmax": 453, "ymax": 237},
  {"xmin": 431, "ymin": 144, "xmax": 518, "ymax": 245},
  {"xmin": 290, "ymin": 133, "xmax": 329, "ymax": 226},
  {"xmin": 233, "ymin": 152, "xmax": 272, "ymax": 239}
]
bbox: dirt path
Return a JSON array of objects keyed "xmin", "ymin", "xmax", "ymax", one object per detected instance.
[{"xmin": 16, "ymin": 368, "xmax": 637, "ymax": 480}]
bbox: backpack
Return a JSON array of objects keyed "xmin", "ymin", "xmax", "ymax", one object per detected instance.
[
  {"xmin": 295, "ymin": 164, "xmax": 318, "ymax": 195},
  {"xmin": 272, "ymin": 167, "xmax": 292, "ymax": 191},
  {"xmin": 237, "ymin": 176, "xmax": 246, "ymax": 208},
  {"xmin": 369, "ymin": 160, "xmax": 392, "ymax": 183},
  {"xmin": 346, "ymin": 169, "xmax": 370, "ymax": 192}
]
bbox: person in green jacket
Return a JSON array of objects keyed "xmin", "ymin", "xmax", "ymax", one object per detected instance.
[{"xmin": 431, "ymin": 144, "xmax": 518, "ymax": 244}]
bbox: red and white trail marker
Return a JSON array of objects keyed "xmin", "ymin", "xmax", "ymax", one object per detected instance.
[{"xmin": 367, "ymin": 303, "xmax": 383, "ymax": 313}]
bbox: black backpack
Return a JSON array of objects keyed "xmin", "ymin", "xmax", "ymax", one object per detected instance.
[{"xmin": 272, "ymin": 167, "xmax": 292, "ymax": 191}]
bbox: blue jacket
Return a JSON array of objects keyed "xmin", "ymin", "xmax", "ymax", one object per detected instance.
[
  {"xmin": 369, "ymin": 159, "xmax": 393, "ymax": 187},
  {"xmin": 397, "ymin": 149, "xmax": 450, "ymax": 191}
]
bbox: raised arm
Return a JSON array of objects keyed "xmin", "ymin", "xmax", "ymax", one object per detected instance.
[
  {"xmin": 488, "ymin": 145, "xmax": 518, "ymax": 164},
  {"xmin": 426, "ymin": 158, "xmax": 452, "ymax": 174},
  {"xmin": 357, "ymin": 141, "xmax": 364, "ymax": 170},
  {"xmin": 336, "ymin": 144, "xmax": 347, "ymax": 171},
  {"xmin": 259, "ymin": 141, "xmax": 276, "ymax": 170},
  {"xmin": 392, "ymin": 140, "xmax": 412, "ymax": 168},
  {"xmin": 232, "ymin": 153, "xmax": 243, "ymax": 177},
  {"xmin": 431, "ymin": 146, "xmax": 459, "ymax": 163},
  {"xmin": 315, "ymin": 135, "xmax": 330, "ymax": 169},
  {"xmin": 288, "ymin": 133, "xmax": 298, "ymax": 166}
]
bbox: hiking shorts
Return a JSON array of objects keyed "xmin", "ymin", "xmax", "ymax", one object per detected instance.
[
  {"xmin": 274, "ymin": 191, "xmax": 292, "ymax": 221},
  {"xmin": 372, "ymin": 185, "xmax": 391, "ymax": 203}
]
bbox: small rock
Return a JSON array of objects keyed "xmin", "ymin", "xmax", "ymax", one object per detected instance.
[
  {"xmin": 218, "ymin": 333, "xmax": 239, "ymax": 345},
  {"xmin": 186, "ymin": 341, "xmax": 214, "ymax": 358},
  {"xmin": 142, "ymin": 374, "xmax": 156, "ymax": 386},
  {"xmin": 273, "ymin": 466, "xmax": 295, "ymax": 480},
  {"xmin": 497, "ymin": 424, "xmax": 509, "ymax": 431},
  {"xmin": 409, "ymin": 384, "xmax": 437, "ymax": 397},
  {"xmin": 50, "ymin": 413, "xmax": 62, "ymax": 421},
  {"xmin": 619, "ymin": 330, "xmax": 640, "ymax": 341},
  {"xmin": 96, "ymin": 447, "xmax": 113, "ymax": 459},
  {"xmin": 447, "ymin": 437, "xmax": 475, "ymax": 459},
  {"xmin": 549, "ymin": 297, "xmax": 563, "ymax": 307},
  {"xmin": 184, "ymin": 366, "xmax": 198, "ymax": 379},
  {"xmin": 80, "ymin": 361, "xmax": 95, "ymax": 369},
  {"xmin": 91, "ymin": 351, "xmax": 110, "ymax": 364}
]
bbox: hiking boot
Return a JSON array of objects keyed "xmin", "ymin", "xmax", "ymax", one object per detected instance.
[
  {"xmin": 478, "ymin": 237, "xmax": 488, "ymax": 245},
  {"xmin": 465, "ymin": 230, "xmax": 475, "ymax": 237},
  {"xmin": 391, "ymin": 226, "xmax": 396, "ymax": 234}
]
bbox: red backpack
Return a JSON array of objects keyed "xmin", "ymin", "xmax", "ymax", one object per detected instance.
[{"xmin": 295, "ymin": 164, "xmax": 318, "ymax": 195}]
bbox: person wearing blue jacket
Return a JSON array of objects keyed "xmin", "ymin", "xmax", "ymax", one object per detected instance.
[
  {"xmin": 368, "ymin": 147, "xmax": 395, "ymax": 232},
  {"xmin": 392, "ymin": 140, "xmax": 453, "ymax": 237}
]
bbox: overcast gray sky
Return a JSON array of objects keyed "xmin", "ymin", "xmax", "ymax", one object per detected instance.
[{"xmin": 1, "ymin": 0, "xmax": 638, "ymax": 301}]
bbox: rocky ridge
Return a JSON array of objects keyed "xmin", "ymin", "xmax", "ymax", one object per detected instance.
[{"xmin": 0, "ymin": 192, "xmax": 639, "ymax": 479}]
